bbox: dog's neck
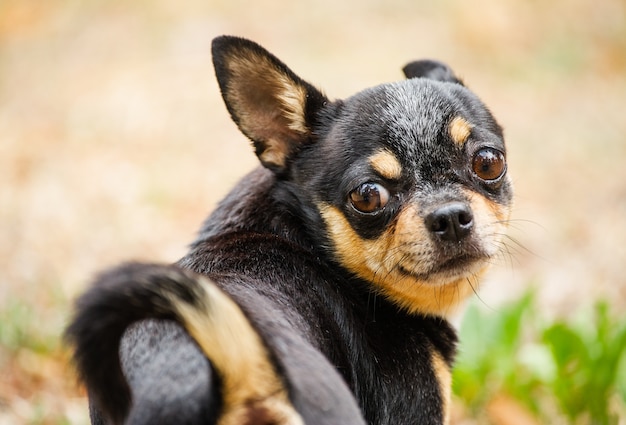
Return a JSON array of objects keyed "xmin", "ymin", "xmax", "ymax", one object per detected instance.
[{"xmin": 191, "ymin": 167, "xmax": 316, "ymax": 252}]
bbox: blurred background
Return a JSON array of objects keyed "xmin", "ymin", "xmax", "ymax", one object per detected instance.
[{"xmin": 1, "ymin": 0, "xmax": 625, "ymax": 423}]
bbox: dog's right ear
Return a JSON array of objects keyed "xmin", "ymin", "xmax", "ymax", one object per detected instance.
[
  {"xmin": 402, "ymin": 59, "xmax": 464, "ymax": 86},
  {"xmin": 212, "ymin": 36, "xmax": 328, "ymax": 173}
]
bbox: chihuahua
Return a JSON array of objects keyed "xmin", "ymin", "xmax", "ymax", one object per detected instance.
[{"xmin": 66, "ymin": 36, "xmax": 512, "ymax": 425}]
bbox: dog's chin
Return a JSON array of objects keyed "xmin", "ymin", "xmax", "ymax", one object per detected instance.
[{"xmin": 399, "ymin": 253, "xmax": 489, "ymax": 287}]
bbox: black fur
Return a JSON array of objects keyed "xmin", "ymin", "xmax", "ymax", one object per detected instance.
[
  {"xmin": 66, "ymin": 36, "xmax": 512, "ymax": 425},
  {"xmin": 402, "ymin": 59, "xmax": 464, "ymax": 85},
  {"xmin": 66, "ymin": 264, "xmax": 212, "ymax": 423},
  {"xmin": 181, "ymin": 229, "xmax": 457, "ymax": 424}
]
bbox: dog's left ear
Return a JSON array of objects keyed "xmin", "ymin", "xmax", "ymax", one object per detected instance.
[
  {"xmin": 402, "ymin": 59, "xmax": 464, "ymax": 86},
  {"xmin": 212, "ymin": 36, "xmax": 328, "ymax": 173}
]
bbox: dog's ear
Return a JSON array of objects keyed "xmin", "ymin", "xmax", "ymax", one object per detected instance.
[
  {"xmin": 212, "ymin": 36, "xmax": 328, "ymax": 173},
  {"xmin": 402, "ymin": 60, "xmax": 464, "ymax": 86}
]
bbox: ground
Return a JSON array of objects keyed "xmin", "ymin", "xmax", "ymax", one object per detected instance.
[{"xmin": 1, "ymin": 0, "xmax": 625, "ymax": 423}]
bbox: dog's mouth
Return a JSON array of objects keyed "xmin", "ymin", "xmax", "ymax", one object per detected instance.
[{"xmin": 398, "ymin": 252, "xmax": 488, "ymax": 283}]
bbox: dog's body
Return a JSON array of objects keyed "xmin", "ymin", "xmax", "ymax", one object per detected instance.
[{"xmin": 67, "ymin": 36, "xmax": 512, "ymax": 425}]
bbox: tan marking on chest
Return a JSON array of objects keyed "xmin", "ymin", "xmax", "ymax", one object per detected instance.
[{"xmin": 431, "ymin": 351, "xmax": 452, "ymax": 425}]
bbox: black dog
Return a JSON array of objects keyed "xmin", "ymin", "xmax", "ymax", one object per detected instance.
[{"xmin": 66, "ymin": 36, "xmax": 512, "ymax": 425}]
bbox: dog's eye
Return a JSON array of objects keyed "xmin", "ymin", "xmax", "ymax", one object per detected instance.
[
  {"xmin": 472, "ymin": 148, "xmax": 506, "ymax": 182},
  {"xmin": 349, "ymin": 183, "xmax": 390, "ymax": 214}
]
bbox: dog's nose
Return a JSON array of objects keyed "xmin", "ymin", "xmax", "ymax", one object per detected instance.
[{"xmin": 425, "ymin": 202, "xmax": 473, "ymax": 242}]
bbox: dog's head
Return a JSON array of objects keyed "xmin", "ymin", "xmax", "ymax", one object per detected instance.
[{"xmin": 212, "ymin": 36, "xmax": 512, "ymax": 317}]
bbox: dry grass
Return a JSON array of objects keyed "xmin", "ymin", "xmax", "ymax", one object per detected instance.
[{"xmin": 1, "ymin": 0, "xmax": 625, "ymax": 423}]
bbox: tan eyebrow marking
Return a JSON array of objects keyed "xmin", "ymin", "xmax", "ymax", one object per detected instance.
[
  {"xmin": 369, "ymin": 149, "xmax": 403, "ymax": 180},
  {"xmin": 449, "ymin": 116, "xmax": 473, "ymax": 146}
]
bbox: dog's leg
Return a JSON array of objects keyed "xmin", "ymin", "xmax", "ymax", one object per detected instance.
[{"xmin": 66, "ymin": 263, "xmax": 302, "ymax": 425}]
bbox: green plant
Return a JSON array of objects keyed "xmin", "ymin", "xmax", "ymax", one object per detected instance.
[
  {"xmin": 0, "ymin": 297, "xmax": 81, "ymax": 424},
  {"xmin": 543, "ymin": 302, "xmax": 626, "ymax": 424},
  {"xmin": 453, "ymin": 292, "xmax": 626, "ymax": 424},
  {"xmin": 0, "ymin": 299, "xmax": 59, "ymax": 355}
]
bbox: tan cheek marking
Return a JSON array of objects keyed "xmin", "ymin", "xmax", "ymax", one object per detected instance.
[
  {"xmin": 462, "ymin": 188, "xmax": 511, "ymax": 261},
  {"xmin": 319, "ymin": 204, "xmax": 392, "ymax": 284},
  {"xmin": 486, "ymin": 191, "xmax": 512, "ymax": 223},
  {"xmin": 463, "ymin": 185, "xmax": 511, "ymax": 224},
  {"xmin": 431, "ymin": 351, "xmax": 452, "ymax": 425},
  {"xmin": 369, "ymin": 149, "xmax": 403, "ymax": 180},
  {"xmin": 449, "ymin": 116, "xmax": 472, "ymax": 146},
  {"xmin": 319, "ymin": 204, "xmax": 479, "ymax": 317}
]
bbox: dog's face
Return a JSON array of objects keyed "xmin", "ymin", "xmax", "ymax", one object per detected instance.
[
  {"xmin": 295, "ymin": 80, "xmax": 511, "ymax": 316},
  {"xmin": 212, "ymin": 37, "xmax": 512, "ymax": 317}
]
